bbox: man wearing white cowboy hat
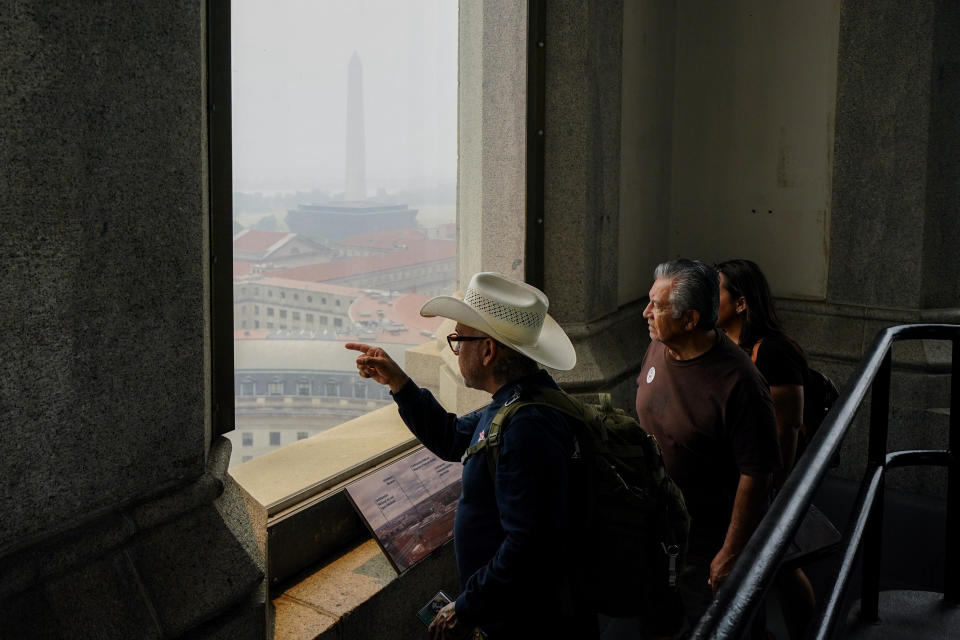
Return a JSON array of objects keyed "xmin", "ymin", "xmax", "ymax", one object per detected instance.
[{"xmin": 346, "ymin": 272, "xmax": 597, "ymax": 640}]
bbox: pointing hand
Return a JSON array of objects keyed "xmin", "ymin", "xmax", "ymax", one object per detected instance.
[{"xmin": 344, "ymin": 343, "xmax": 409, "ymax": 393}]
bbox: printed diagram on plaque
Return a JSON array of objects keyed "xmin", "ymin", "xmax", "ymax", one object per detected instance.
[{"xmin": 346, "ymin": 448, "xmax": 462, "ymax": 574}]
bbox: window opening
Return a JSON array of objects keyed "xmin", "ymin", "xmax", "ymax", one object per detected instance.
[{"xmin": 228, "ymin": 0, "xmax": 458, "ymax": 471}]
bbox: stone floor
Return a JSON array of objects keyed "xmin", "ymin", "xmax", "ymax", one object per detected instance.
[{"xmin": 843, "ymin": 591, "xmax": 960, "ymax": 640}]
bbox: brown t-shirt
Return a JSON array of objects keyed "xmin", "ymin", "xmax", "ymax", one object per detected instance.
[{"xmin": 635, "ymin": 331, "xmax": 780, "ymax": 542}]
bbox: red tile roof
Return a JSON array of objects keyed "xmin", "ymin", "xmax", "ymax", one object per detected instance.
[
  {"xmin": 349, "ymin": 292, "xmax": 444, "ymax": 334},
  {"xmin": 269, "ymin": 239, "xmax": 455, "ymax": 283},
  {"xmin": 337, "ymin": 228, "xmax": 426, "ymax": 249},
  {"xmin": 251, "ymin": 277, "xmax": 362, "ymax": 296},
  {"xmin": 233, "ymin": 230, "xmax": 292, "ymax": 252},
  {"xmin": 234, "ymin": 261, "xmax": 254, "ymax": 277}
]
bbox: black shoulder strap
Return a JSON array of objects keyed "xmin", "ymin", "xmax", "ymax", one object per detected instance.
[
  {"xmin": 460, "ymin": 387, "xmax": 595, "ymax": 478},
  {"xmin": 460, "ymin": 399, "xmax": 519, "ymax": 477}
]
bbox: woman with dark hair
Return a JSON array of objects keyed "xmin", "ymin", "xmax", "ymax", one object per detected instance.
[
  {"xmin": 715, "ymin": 259, "xmax": 806, "ymax": 484},
  {"xmin": 715, "ymin": 258, "xmax": 814, "ymax": 640}
]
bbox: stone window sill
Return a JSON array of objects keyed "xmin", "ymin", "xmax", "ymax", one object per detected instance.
[{"xmin": 229, "ymin": 403, "xmax": 417, "ymax": 512}]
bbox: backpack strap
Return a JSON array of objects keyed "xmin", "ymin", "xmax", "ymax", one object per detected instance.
[
  {"xmin": 460, "ymin": 400, "xmax": 518, "ymax": 478},
  {"xmin": 460, "ymin": 387, "xmax": 635, "ymax": 478},
  {"xmin": 460, "ymin": 387, "xmax": 581, "ymax": 473}
]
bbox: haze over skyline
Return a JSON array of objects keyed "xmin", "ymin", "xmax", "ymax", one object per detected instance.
[{"xmin": 231, "ymin": 0, "xmax": 458, "ymax": 195}]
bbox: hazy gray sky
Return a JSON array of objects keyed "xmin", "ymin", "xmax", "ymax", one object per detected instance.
[{"xmin": 232, "ymin": 0, "xmax": 458, "ymax": 194}]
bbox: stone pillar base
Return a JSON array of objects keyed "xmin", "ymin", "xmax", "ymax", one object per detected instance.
[{"xmin": 0, "ymin": 438, "xmax": 268, "ymax": 639}]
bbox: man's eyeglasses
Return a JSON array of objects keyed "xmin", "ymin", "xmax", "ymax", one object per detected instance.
[{"xmin": 446, "ymin": 333, "xmax": 487, "ymax": 355}]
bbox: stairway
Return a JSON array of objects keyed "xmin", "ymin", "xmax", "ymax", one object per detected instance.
[
  {"xmin": 843, "ymin": 591, "xmax": 960, "ymax": 639},
  {"xmin": 813, "ymin": 476, "xmax": 959, "ymax": 639}
]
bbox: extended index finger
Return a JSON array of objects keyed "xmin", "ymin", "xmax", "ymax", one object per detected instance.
[{"xmin": 344, "ymin": 342, "xmax": 373, "ymax": 354}]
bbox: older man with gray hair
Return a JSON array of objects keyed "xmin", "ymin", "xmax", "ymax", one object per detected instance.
[{"xmin": 635, "ymin": 258, "xmax": 780, "ymax": 637}]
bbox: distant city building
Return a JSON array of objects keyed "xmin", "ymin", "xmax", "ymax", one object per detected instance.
[
  {"xmin": 234, "ymin": 260, "xmax": 255, "ymax": 278},
  {"xmin": 233, "ymin": 275, "xmax": 444, "ymax": 339},
  {"xmin": 334, "ymin": 228, "xmax": 432, "ymax": 258},
  {"xmin": 266, "ymin": 238, "xmax": 455, "ymax": 296},
  {"xmin": 346, "ymin": 290, "xmax": 444, "ymax": 343},
  {"xmin": 228, "ymin": 53, "xmax": 455, "ymax": 466},
  {"xmin": 233, "ymin": 229, "xmax": 335, "ymax": 267},
  {"xmin": 234, "ymin": 337, "xmax": 388, "ymax": 403},
  {"xmin": 285, "ymin": 54, "xmax": 422, "ymax": 239},
  {"xmin": 286, "ymin": 201, "xmax": 419, "ymax": 239},
  {"xmin": 230, "ymin": 292, "xmax": 442, "ymax": 463},
  {"xmin": 230, "ymin": 338, "xmax": 402, "ymax": 461},
  {"xmin": 233, "ymin": 277, "xmax": 360, "ymax": 334}
]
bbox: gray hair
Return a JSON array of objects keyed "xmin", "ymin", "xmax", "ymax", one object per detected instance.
[
  {"xmin": 653, "ymin": 259, "xmax": 719, "ymax": 330},
  {"xmin": 492, "ymin": 345, "xmax": 539, "ymax": 384}
]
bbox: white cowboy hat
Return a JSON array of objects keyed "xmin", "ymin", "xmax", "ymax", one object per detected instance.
[{"xmin": 420, "ymin": 272, "xmax": 577, "ymax": 370}]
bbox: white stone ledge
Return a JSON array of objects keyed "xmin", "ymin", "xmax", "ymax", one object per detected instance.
[{"xmin": 229, "ymin": 405, "xmax": 417, "ymax": 510}]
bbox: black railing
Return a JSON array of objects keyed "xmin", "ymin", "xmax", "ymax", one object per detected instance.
[{"xmin": 692, "ymin": 324, "xmax": 960, "ymax": 639}]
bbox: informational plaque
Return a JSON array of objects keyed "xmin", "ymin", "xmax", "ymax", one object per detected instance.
[{"xmin": 345, "ymin": 448, "xmax": 462, "ymax": 574}]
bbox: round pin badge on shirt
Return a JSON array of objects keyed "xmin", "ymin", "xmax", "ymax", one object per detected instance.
[{"xmin": 646, "ymin": 366, "xmax": 656, "ymax": 383}]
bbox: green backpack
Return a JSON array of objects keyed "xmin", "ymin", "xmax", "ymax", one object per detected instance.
[{"xmin": 462, "ymin": 386, "xmax": 690, "ymax": 620}]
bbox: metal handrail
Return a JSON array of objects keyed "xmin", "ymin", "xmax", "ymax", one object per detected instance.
[{"xmin": 692, "ymin": 323, "xmax": 960, "ymax": 639}]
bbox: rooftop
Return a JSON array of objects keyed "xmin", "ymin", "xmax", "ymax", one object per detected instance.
[
  {"xmin": 336, "ymin": 228, "xmax": 427, "ymax": 250},
  {"xmin": 268, "ymin": 239, "xmax": 455, "ymax": 283},
  {"xmin": 248, "ymin": 277, "xmax": 363, "ymax": 297},
  {"xmin": 233, "ymin": 229, "xmax": 293, "ymax": 252},
  {"xmin": 234, "ymin": 260, "xmax": 254, "ymax": 277},
  {"xmin": 347, "ymin": 292, "xmax": 444, "ymax": 343}
]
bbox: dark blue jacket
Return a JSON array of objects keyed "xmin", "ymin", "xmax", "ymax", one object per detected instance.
[{"xmin": 393, "ymin": 370, "xmax": 593, "ymax": 638}]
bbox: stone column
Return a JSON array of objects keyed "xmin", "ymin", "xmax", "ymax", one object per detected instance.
[
  {"xmin": 434, "ymin": 0, "xmax": 532, "ymax": 413},
  {"xmin": 453, "ymin": 1, "xmax": 644, "ymax": 410},
  {"xmin": 538, "ymin": 0, "xmax": 650, "ymax": 406},
  {"xmin": 543, "ymin": 0, "xmax": 623, "ymax": 325},
  {"xmin": 828, "ymin": 1, "xmax": 959, "ymax": 310},
  {"xmin": 782, "ymin": 0, "xmax": 960, "ymax": 495},
  {"xmin": 457, "ymin": 0, "xmax": 528, "ymax": 285},
  {"xmin": 0, "ymin": 3, "xmax": 267, "ymax": 636}
]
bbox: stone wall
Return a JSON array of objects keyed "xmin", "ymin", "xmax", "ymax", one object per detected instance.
[
  {"xmin": 810, "ymin": 0, "xmax": 959, "ymax": 496},
  {"xmin": 0, "ymin": 3, "xmax": 266, "ymax": 637}
]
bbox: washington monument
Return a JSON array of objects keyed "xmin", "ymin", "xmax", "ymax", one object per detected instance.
[{"xmin": 345, "ymin": 51, "xmax": 366, "ymax": 201}]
